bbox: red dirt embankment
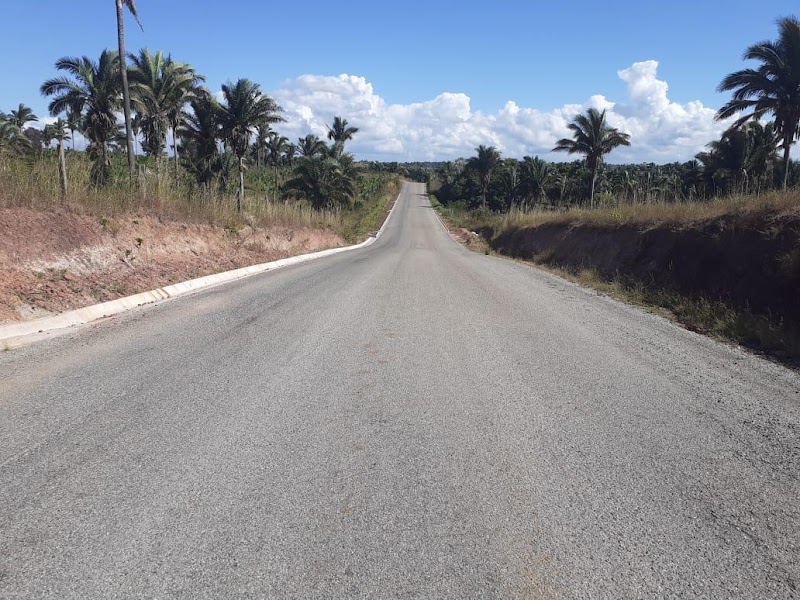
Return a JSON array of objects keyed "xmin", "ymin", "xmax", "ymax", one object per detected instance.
[
  {"xmin": 486, "ymin": 210, "xmax": 800, "ymax": 327},
  {"xmin": 0, "ymin": 207, "xmax": 344, "ymax": 324}
]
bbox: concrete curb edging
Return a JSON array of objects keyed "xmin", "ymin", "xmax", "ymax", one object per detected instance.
[{"xmin": 0, "ymin": 191, "xmax": 401, "ymax": 349}]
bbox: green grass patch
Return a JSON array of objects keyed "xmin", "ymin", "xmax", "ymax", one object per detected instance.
[{"xmin": 340, "ymin": 176, "xmax": 401, "ymax": 243}]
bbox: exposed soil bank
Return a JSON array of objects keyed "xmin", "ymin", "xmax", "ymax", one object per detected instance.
[
  {"xmin": 482, "ymin": 209, "xmax": 800, "ymax": 352},
  {"xmin": 0, "ymin": 207, "xmax": 344, "ymax": 324}
]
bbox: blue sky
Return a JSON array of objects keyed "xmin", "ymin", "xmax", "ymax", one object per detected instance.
[{"xmin": 2, "ymin": 1, "xmax": 797, "ymax": 162}]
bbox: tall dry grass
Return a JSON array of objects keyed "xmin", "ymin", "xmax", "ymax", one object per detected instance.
[
  {"xmin": 0, "ymin": 153, "xmax": 346, "ymax": 232},
  {"xmin": 491, "ymin": 189, "xmax": 800, "ymax": 231}
]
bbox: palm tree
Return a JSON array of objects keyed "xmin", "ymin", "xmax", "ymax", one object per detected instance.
[
  {"xmin": 178, "ymin": 89, "xmax": 222, "ymax": 190},
  {"xmin": 128, "ymin": 49, "xmax": 170, "ymax": 167},
  {"xmin": 7, "ymin": 104, "xmax": 38, "ymax": 130},
  {"xmin": 466, "ymin": 145, "xmax": 502, "ymax": 209},
  {"xmin": 553, "ymin": 108, "xmax": 631, "ymax": 208},
  {"xmin": 252, "ymin": 123, "xmax": 271, "ymax": 168},
  {"xmin": 697, "ymin": 122, "xmax": 779, "ymax": 195},
  {"xmin": 680, "ymin": 160, "xmax": 705, "ymax": 199},
  {"xmin": 44, "ymin": 119, "xmax": 70, "ymax": 200},
  {"xmin": 41, "ymin": 51, "xmax": 122, "ymax": 186},
  {"xmin": 285, "ymin": 156, "xmax": 355, "ymax": 209},
  {"xmin": 0, "ymin": 117, "xmax": 31, "ymax": 156},
  {"xmin": 498, "ymin": 160, "xmax": 521, "ymax": 210},
  {"xmin": 128, "ymin": 49, "xmax": 203, "ymax": 184},
  {"xmin": 284, "ymin": 143, "xmax": 297, "ymax": 167},
  {"xmin": 266, "ymin": 132, "xmax": 288, "ymax": 193},
  {"xmin": 41, "ymin": 125, "xmax": 54, "ymax": 150},
  {"xmin": 327, "ymin": 116, "xmax": 358, "ymax": 157},
  {"xmin": 717, "ymin": 16, "xmax": 800, "ymax": 190},
  {"xmin": 217, "ymin": 78, "xmax": 284, "ymax": 211},
  {"xmin": 165, "ymin": 61, "xmax": 203, "ymax": 184},
  {"xmin": 116, "ymin": 0, "xmax": 142, "ymax": 183},
  {"xmin": 66, "ymin": 107, "xmax": 81, "ymax": 151},
  {"xmin": 520, "ymin": 155, "xmax": 551, "ymax": 206},
  {"xmin": 298, "ymin": 134, "xmax": 327, "ymax": 157}
]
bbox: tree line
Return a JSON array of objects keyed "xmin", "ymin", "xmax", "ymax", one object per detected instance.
[
  {"xmin": 0, "ymin": 0, "xmax": 367, "ymax": 214},
  {"xmin": 432, "ymin": 16, "xmax": 800, "ymax": 211},
  {"xmin": 2, "ymin": 7, "xmax": 799, "ymax": 213}
]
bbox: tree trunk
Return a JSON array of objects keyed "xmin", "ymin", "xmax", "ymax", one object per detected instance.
[
  {"xmin": 155, "ymin": 156, "xmax": 161, "ymax": 195},
  {"xmin": 590, "ymin": 166, "xmax": 597, "ymax": 209},
  {"xmin": 238, "ymin": 156, "xmax": 245, "ymax": 212},
  {"xmin": 57, "ymin": 139, "xmax": 68, "ymax": 201},
  {"xmin": 173, "ymin": 126, "xmax": 180, "ymax": 186},
  {"xmin": 783, "ymin": 134, "xmax": 792, "ymax": 190},
  {"xmin": 116, "ymin": 0, "xmax": 136, "ymax": 186},
  {"xmin": 102, "ymin": 143, "xmax": 111, "ymax": 186}
]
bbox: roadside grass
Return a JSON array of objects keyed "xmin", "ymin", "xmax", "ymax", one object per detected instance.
[
  {"xmin": 0, "ymin": 153, "xmax": 397, "ymax": 239},
  {"xmin": 339, "ymin": 176, "xmax": 401, "ymax": 243},
  {"xmin": 430, "ymin": 192, "xmax": 800, "ymax": 365},
  {"xmin": 428, "ymin": 195, "xmax": 488, "ymax": 230},
  {"xmin": 431, "ymin": 188, "xmax": 800, "ymax": 233},
  {"xmin": 429, "ymin": 195, "xmax": 492, "ymax": 254}
]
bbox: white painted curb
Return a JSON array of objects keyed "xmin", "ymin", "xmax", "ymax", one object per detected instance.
[{"xmin": 0, "ymin": 190, "xmax": 401, "ymax": 348}]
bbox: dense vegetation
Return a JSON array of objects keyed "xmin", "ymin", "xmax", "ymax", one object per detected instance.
[{"xmin": 0, "ymin": 0, "xmax": 395, "ymax": 238}]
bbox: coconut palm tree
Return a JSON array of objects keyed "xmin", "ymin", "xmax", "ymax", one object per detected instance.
[
  {"xmin": 266, "ymin": 132, "xmax": 288, "ymax": 192},
  {"xmin": 178, "ymin": 89, "xmax": 222, "ymax": 190},
  {"xmin": 697, "ymin": 122, "xmax": 779, "ymax": 195},
  {"xmin": 298, "ymin": 133, "xmax": 327, "ymax": 157},
  {"xmin": 128, "ymin": 49, "xmax": 203, "ymax": 184},
  {"xmin": 41, "ymin": 125, "xmax": 54, "ymax": 151},
  {"xmin": 7, "ymin": 104, "xmax": 38, "ymax": 130},
  {"xmin": 217, "ymin": 78, "xmax": 284, "ymax": 211},
  {"xmin": 743, "ymin": 121, "xmax": 779, "ymax": 191},
  {"xmin": 116, "ymin": 0, "xmax": 142, "ymax": 183},
  {"xmin": 284, "ymin": 143, "xmax": 297, "ymax": 167},
  {"xmin": 497, "ymin": 160, "xmax": 521, "ymax": 210},
  {"xmin": 165, "ymin": 61, "xmax": 203, "ymax": 184},
  {"xmin": 327, "ymin": 116, "xmax": 358, "ymax": 157},
  {"xmin": 0, "ymin": 117, "xmax": 31, "ymax": 156},
  {"xmin": 66, "ymin": 107, "xmax": 81, "ymax": 151},
  {"xmin": 553, "ymin": 108, "xmax": 631, "ymax": 208},
  {"xmin": 717, "ymin": 16, "xmax": 800, "ymax": 189},
  {"xmin": 520, "ymin": 155, "xmax": 551, "ymax": 206},
  {"xmin": 252, "ymin": 123, "xmax": 271, "ymax": 168},
  {"xmin": 41, "ymin": 51, "xmax": 122, "ymax": 185},
  {"xmin": 128, "ymin": 49, "xmax": 170, "ymax": 164},
  {"xmin": 285, "ymin": 156, "xmax": 355, "ymax": 209},
  {"xmin": 44, "ymin": 119, "xmax": 70, "ymax": 200},
  {"xmin": 466, "ymin": 145, "xmax": 502, "ymax": 209}
]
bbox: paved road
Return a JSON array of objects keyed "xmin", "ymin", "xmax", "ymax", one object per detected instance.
[{"xmin": 1, "ymin": 182, "xmax": 799, "ymax": 598}]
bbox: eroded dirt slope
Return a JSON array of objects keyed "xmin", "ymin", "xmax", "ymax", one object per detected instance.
[
  {"xmin": 0, "ymin": 207, "xmax": 344, "ymax": 323},
  {"xmin": 488, "ymin": 211, "xmax": 800, "ymax": 325}
]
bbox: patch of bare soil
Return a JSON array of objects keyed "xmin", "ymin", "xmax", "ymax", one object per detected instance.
[
  {"xmin": 441, "ymin": 220, "xmax": 490, "ymax": 253},
  {"xmin": 0, "ymin": 207, "xmax": 344, "ymax": 324}
]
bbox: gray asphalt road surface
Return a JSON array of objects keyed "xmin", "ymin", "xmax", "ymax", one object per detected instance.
[{"xmin": 1, "ymin": 182, "xmax": 799, "ymax": 598}]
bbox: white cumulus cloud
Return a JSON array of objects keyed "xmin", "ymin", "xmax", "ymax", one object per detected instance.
[{"xmin": 269, "ymin": 60, "xmax": 729, "ymax": 164}]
